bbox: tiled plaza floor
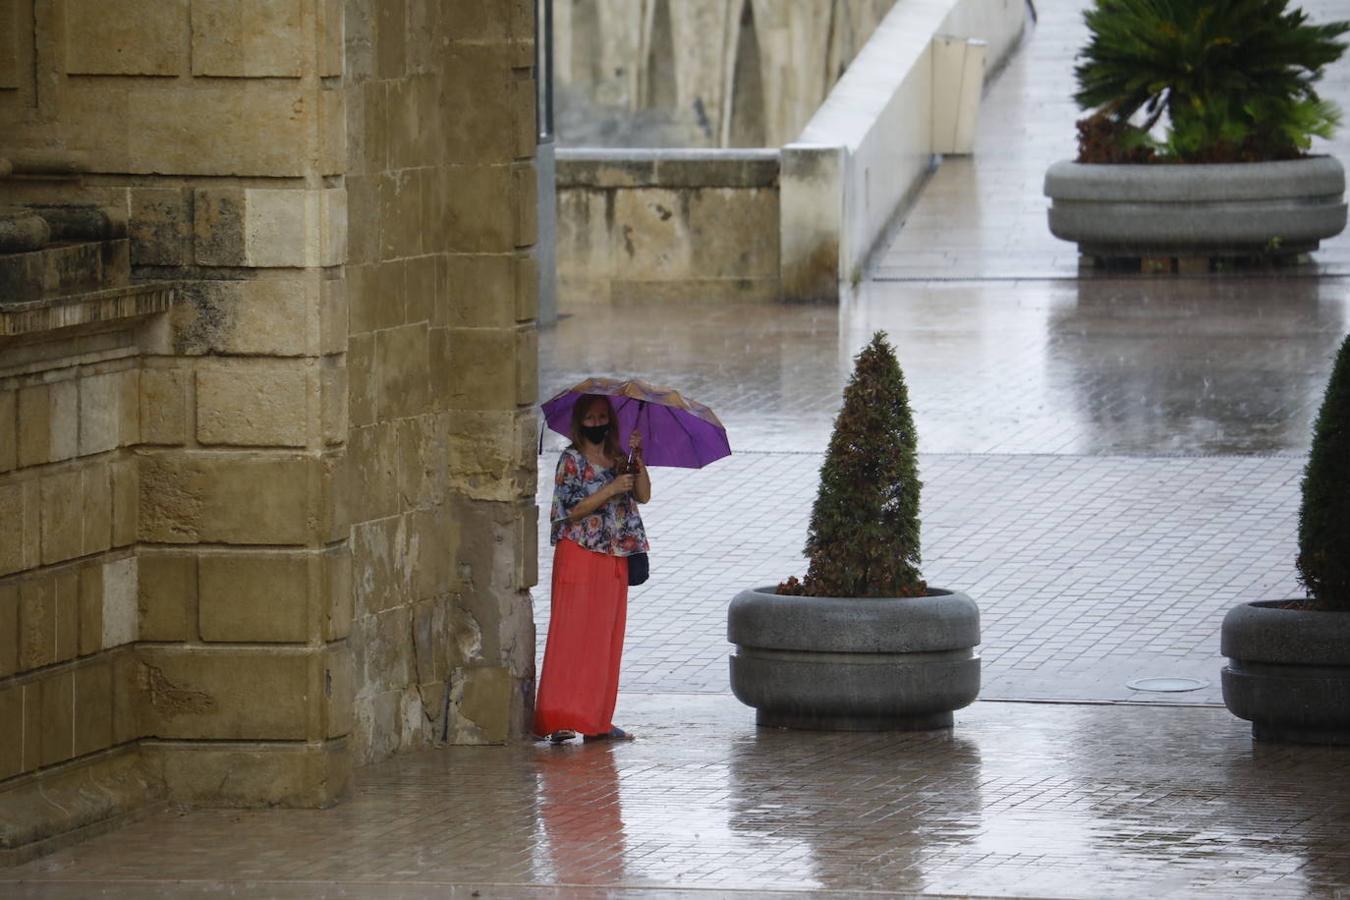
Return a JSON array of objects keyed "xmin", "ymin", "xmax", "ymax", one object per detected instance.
[
  {"xmin": 8, "ymin": 699, "xmax": 1350, "ymax": 898},
  {"xmin": 8, "ymin": 0, "xmax": 1350, "ymax": 896}
]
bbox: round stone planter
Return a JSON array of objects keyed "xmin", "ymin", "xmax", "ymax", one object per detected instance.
[
  {"xmin": 1221, "ymin": 600, "xmax": 1350, "ymax": 745},
  {"xmin": 1043, "ymin": 156, "xmax": 1348, "ymax": 258},
  {"xmin": 727, "ymin": 586, "xmax": 980, "ymax": 731}
]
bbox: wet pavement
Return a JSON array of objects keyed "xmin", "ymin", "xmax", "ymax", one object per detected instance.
[
  {"xmin": 8, "ymin": 0, "xmax": 1350, "ymax": 895},
  {"xmin": 9, "ymin": 699, "xmax": 1350, "ymax": 899}
]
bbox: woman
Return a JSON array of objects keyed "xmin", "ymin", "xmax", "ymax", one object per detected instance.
[{"xmin": 534, "ymin": 393, "xmax": 652, "ymax": 743}]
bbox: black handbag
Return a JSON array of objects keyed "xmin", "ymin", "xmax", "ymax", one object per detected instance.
[{"xmin": 627, "ymin": 552, "xmax": 649, "ymax": 586}]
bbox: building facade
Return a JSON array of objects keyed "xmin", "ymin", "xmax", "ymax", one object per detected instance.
[{"xmin": 0, "ymin": 0, "xmax": 539, "ymax": 863}]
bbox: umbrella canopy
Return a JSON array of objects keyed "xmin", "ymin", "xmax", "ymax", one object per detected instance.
[{"xmin": 541, "ymin": 377, "xmax": 731, "ymax": 469}]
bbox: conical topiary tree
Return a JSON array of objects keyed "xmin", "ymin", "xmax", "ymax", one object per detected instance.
[
  {"xmin": 780, "ymin": 331, "xmax": 926, "ymax": 598},
  {"xmin": 1297, "ymin": 333, "xmax": 1350, "ymax": 610}
]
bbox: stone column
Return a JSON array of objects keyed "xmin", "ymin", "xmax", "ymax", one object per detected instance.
[{"xmin": 344, "ymin": 0, "xmax": 540, "ymax": 762}]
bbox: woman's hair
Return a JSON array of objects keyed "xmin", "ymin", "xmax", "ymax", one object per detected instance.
[{"xmin": 569, "ymin": 393, "xmax": 624, "ymax": 461}]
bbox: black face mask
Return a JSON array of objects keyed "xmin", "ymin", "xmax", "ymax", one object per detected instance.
[{"xmin": 580, "ymin": 424, "xmax": 610, "ymax": 445}]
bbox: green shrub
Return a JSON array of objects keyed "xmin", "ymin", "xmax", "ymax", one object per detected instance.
[
  {"xmin": 1074, "ymin": 0, "xmax": 1349, "ymax": 163},
  {"xmin": 1297, "ymin": 333, "xmax": 1350, "ymax": 611},
  {"xmin": 779, "ymin": 331, "xmax": 926, "ymax": 598}
]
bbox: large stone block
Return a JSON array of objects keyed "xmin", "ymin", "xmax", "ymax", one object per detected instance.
[
  {"xmin": 374, "ymin": 324, "xmax": 430, "ymax": 420},
  {"xmin": 194, "ymin": 278, "xmax": 324, "ymax": 358},
  {"xmin": 139, "ymin": 366, "xmax": 189, "ymax": 445},
  {"xmin": 443, "ymin": 326, "xmax": 534, "ymax": 410},
  {"xmin": 0, "ymin": 389, "xmax": 15, "ymax": 472},
  {"xmin": 191, "ymin": 0, "xmax": 304, "ymax": 78},
  {"xmin": 445, "ymin": 255, "xmax": 515, "ymax": 329},
  {"xmin": 111, "ymin": 457, "xmax": 138, "ymax": 548},
  {"xmin": 321, "ymin": 358, "xmax": 347, "ymax": 446},
  {"xmin": 15, "ymin": 384, "xmax": 50, "ymax": 468},
  {"xmin": 447, "ymin": 410, "xmax": 536, "ymax": 502},
  {"xmin": 196, "ymin": 361, "xmax": 312, "ymax": 448},
  {"xmin": 403, "ymin": 255, "xmax": 439, "ymax": 327},
  {"xmin": 73, "ymin": 660, "xmax": 113, "ymax": 758},
  {"xmin": 687, "ymin": 187, "xmax": 780, "ymax": 278},
  {"xmin": 318, "ymin": 0, "xmax": 343, "ymax": 77},
  {"xmin": 347, "ymin": 422, "xmax": 398, "ymax": 523},
  {"xmin": 449, "ymin": 665, "xmax": 511, "ymax": 744},
  {"xmin": 39, "ymin": 670, "xmax": 74, "ymax": 767},
  {"xmin": 136, "ymin": 552, "xmax": 196, "ymax": 643},
  {"xmin": 0, "ymin": 683, "xmax": 20, "ymax": 779},
  {"xmin": 441, "ymin": 44, "xmax": 533, "ymax": 164},
  {"xmin": 77, "ymin": 562, "xmax": 103, "ymax": 657},
  {"xmin": 65, "ymin": 0, "xmax": 186, "ymax": 76},
  {"xmin": 375, "ymin": 0, "xmax": 407, "ymax": 79},
  {"xmin": 139, "ymin": 452, "xmax": 325, "ymax": 545},
  {"xmin": 148, "ymin": 738, "xmax": 349, "ymax": 807},
  {"xmin": 198, "ymin": 552, "xmax": 309, "ymax": 643},
  {"xmin": 379, "ymin": 169, "xmax": 424, "ymax": 260},
  {"xmin": 442, "ymin": 165, "xmax": 520, "ymax": 253},
  {"xmin": 39, "ymin": 469, "xmax": 82, "ymax": 566},
  {"xmin": 0, "ymin": 482, "xmax": 26, "ymax": 577},
  {"xmin": 407, "ymin": 507, "xmax": 453, "ymax": 603},
  {"xmin": 351, "ymin": 516, "xmax": 408, "ymax": 616},
  {"xmin": 320, "ymin": 277, "xmax": 348, "ymax": 356},
  {"xmin": 81, "ymin": 462, "xmax": 112, "ymax": 556},
  {"xmin": 325, "ymin": 545, "xmax": 353, "ymax": 642},
  {"xmin": 0, "ymin": 582, "xmax": 17, "ymax": 678},
  {"xmin": 53, "ymin": 569, "xmax": 78, "ymax": 664},
  {"xmin": 347, "ymin": 333, "xmax": 376, "ymax": 427},
  {"xmin": 129, "ymin": 187, "xmax": 191, "ymax": 266},
  {"xmin": 125, "ymin": 85, "xmax": 316, "ymax": 177},
  {"xmin": 196, "ymin": 188, "xmax": 347, "ymax": 268},
  {"xmin": 102, "ymin": 557, "xmax": 139, "ymax": 650},
  {"xmin": 134, "ymin": 646, "xmax": 315, "ymax": 741}
]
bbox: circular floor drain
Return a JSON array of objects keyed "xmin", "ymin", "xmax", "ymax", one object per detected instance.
[{"xmin": 1126, "ymin": 676, "xmax": 1210, "ymax": 693}]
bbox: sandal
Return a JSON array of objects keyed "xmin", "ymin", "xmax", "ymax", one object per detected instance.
[
  {"xmin": 535, "ymin": 730, "xmax": 576, "ymax": 744},
  {"xmin": 584, "ymin": 727, "xmax": 635, "ymax": 742}
]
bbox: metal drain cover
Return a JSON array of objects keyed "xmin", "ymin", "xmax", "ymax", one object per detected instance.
[{"xmin": 1126, "ymin": 676, "xmax": 1210, "ymax": 693}]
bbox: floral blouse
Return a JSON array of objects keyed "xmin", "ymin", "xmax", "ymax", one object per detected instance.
[{"xmin": 550, "ymin": 447, "xmax": 649, "ymax": 556}]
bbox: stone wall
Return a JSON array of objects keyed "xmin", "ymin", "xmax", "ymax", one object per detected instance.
[
  {"xmin": 556, "ymin": 0, "xmax": 895, "ymax": 148},
  {"xmin": 342, "ymin": 0, "xmax": 539, "ymax": 764},
  {"xmin": 0, "ymin": 0, "xmax": 538, "ymax": 862},
  {"xmin": 557, "ymin": 149, "xmax": 780, "ymax": 303}
]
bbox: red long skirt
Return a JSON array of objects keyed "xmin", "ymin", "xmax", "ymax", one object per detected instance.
[{"xmin": 534, "ymin": 539, "xmax": 629, "ymax": 736}]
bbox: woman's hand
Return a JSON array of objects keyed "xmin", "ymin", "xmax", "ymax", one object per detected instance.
[{"xmin": 607, "ymin": 474, "xmax": 636, "ymax": 498}]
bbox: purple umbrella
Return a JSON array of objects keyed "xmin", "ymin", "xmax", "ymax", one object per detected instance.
[{"xmin": 541, "ymin": 377, "xmax": 731, "ymax": 468}]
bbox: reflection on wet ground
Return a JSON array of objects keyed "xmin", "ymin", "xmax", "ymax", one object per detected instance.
[
  {"xmin": 546, "ymin": 278, "xmax": 1349, "ymax": 456},
  {"xmin": 9, "ymin": 699, "xmax": 1350, "ymax": 898}
]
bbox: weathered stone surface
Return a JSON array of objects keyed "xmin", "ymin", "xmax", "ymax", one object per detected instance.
[
  {"xmin": 65, "ymin": 0, "xmax": 186, "ymax": 76},
  {"xmin": 347, "ymin": 422, "xmax": 399, "ymax": 523},
  {"xmin": 110, "ymin": 457, "xmax": 138, "ymax": 548},
  {"xmin": 73, "ymin": 660, "xmax": 113, "ymax": 757},
  {"xmin": 148, "ymin": 739, "xmax": 349, "ymax": 808},
  {"xmin": 40, "ymin": 469, "xmax": 83, "ymax": 565},
  {"xmin": 321, "ymin": 357, "xmax": 347, "ymax": 446},
  {"xmin": 0, "ymin": 683, "xmax": 21, "ymax": 779},
  {"xmin": 129, "ymin": 188, "xmax": 191, "ymax": 266},
  {"xmin": 0, "ymin": 582, "xmax": 17, "ymax": 678},
  {"xmin": 39, "ymin": 670, "xmax": 74, "ymax": 766},
  {"xmin": 0, "ymin": 389, "xmax": 15, "ymax": 472},
  {"xmin": 192, "ymin": 0, "xmax": 304, "ymax": 78},
  {"xmin": 102, "ymin": 557, "xmax": 139, "ymax": 649},
  {"xmin": 54, "ymin": 568, "xmax": 78, "ymax": 664},
  {"xmin": 134, "ymin": 647, "xmax": 312, "ymax": 740},
  {"xmin": 77, "ymin": 562, "xmax": 103, "ymax": 657},
  {"xmin": 138, "ymin": 453, "xmax": 322, "ymax": 545},
  {"xmin": 347, "ymin": 333, "xmax": 376, "ymax": 427},
  {"xmin": 0, "ymin": 746, "xmax": 155, "ymax": 857},
  {"xmin": 124, "ymin": 86, "xmax": 315, "ymax": 177},
  {"xmin": 351, "ymin": 517, "xmax": 409, "ymax": 616},
  {"xmin": 325, "ymin": 546, "xmax": 354, "ymax": 642},
  {"xmin": 198, "ymin": 553, "xmax": 309, "ymax": 643},
  {"xmin": 449, "ymin": 665, "xmax": 511, "ymax": 744},
  {"xmin": 81, "ymin": 462, "xmax": 113, "ymax": 556},
  {"xmin": 444, "ymin": 326, "xmax": 534, "ymax": 410},
  {"xmin": 0, "ymin": 482, "xmax": 25, "ymax": 576},
  {"xmin": 196, "ymin": 361, "xmax": 312, "ymax": 448},
  {"xmin": 375, "ymin": 324, "xmax": 430, "ymax": 420},
  {"xmin": 139, "ymin": 366, "xmax": 189, "ymax": 445}
]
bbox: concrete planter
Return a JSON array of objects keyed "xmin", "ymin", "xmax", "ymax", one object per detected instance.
[
  {"xmin": 1221, "ymin": 601, "xmax": 1350, "ymax": 745},
  {"xmin": 1044, "ymin": 157, "xmax": 1348, "ymax": 258},
  {"xmin": 727, "ymin": 587, "xmax": 980, "ymax": 731}
]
